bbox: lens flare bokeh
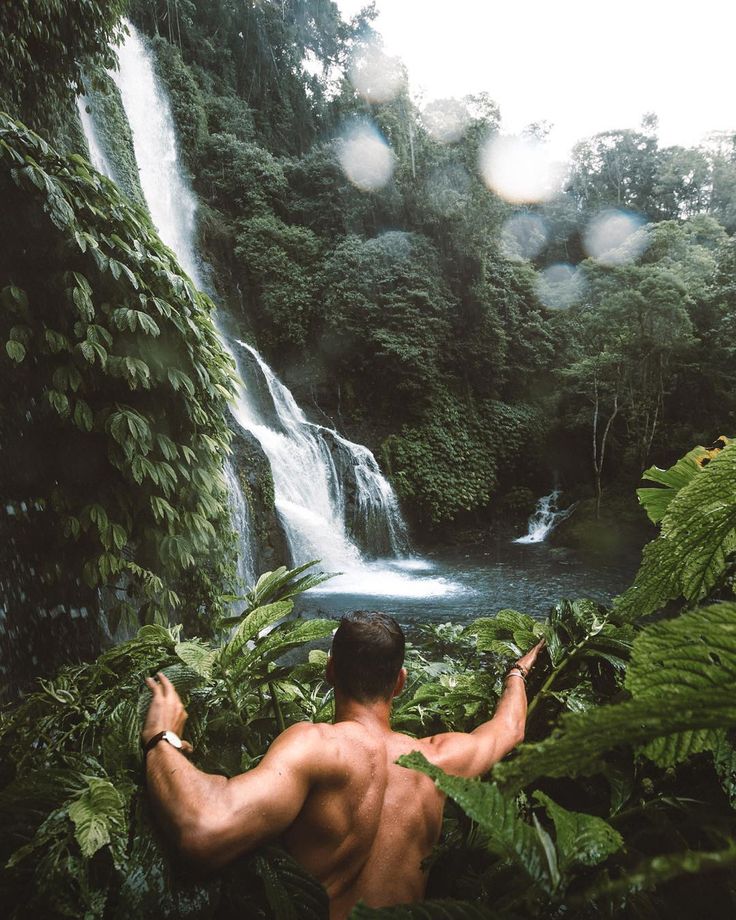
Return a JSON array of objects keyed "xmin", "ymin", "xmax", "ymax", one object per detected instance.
[
  {"xmin": 500, "ymin": 212, "xmax": 549, "ymax": 261},
  {"xmin": 423, "ymin": 98, "xmax": 469, "ymax": 144},
  {"xmin": 479, "ymin": 134, "xmax": 562, "ymax": 204},
  {"xmin": 349, "ymin": 42, "xmax": 404, "ymax": 104},
  {"xmin": 337, "ymin": 122, "xmax": 395, "ymax": 191},
  {"xmin": 536, "ymin": 263, "xmax": 583, "ymax": 310},
  {"xmin": 425, "ymin": 164, "xmax": 472, "ymax": 217},
  {"xmin": 583, "ymin": 209, "xmax": 649, "ymax": 265}
]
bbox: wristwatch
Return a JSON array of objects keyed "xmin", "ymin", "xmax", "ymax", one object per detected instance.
[{"xmin": 143, "ymin": 729, "xmax": 184, "ymax": 754}]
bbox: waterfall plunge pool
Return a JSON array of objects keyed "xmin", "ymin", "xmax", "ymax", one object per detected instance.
[{"xmin": 294, "ymin": 537, "xmax": 640, "ymax": 626}]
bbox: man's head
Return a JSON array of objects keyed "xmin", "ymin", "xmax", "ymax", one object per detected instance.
[{"xmin": 328, "ymin": 610, "xmax": 406, "ymax": 702}]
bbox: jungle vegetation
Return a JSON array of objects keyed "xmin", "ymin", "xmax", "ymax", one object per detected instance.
[
  {"xmin": 1, "ymin": 2, "xmax": 735, "ymax": 917},
  {"xmin": 1, "ymin": 440, "xmax": 735, "ymax": 918}
]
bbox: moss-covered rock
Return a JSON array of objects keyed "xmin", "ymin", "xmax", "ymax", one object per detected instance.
[{"xmin": 550, "ymin": 493, "xmax": 654, "ymax": 558}]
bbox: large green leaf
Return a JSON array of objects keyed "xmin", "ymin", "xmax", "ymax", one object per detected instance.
[
  {"xmin": 533, "ymin": 792, "xmax": 623, "ymax": 875},
  {"xmin": 465, "ymin": 610, "xmax": 543, "ymax": 660},
  {"xmin": 572, "ymin": 842, "xmax": 736, "ymax": 906},
  {"xmin": 627, "ymin": 603, "xmax": 736, "ymax": 770},
  {"xmin": 625, "ymin": 602, "xmax": 736, "ymax": 697},
  {"xmin": 617, "ymin": 438, "xmax": 736, "ymax": 619},
  {"xmin": 67, "ymin": 777, "xmax": 126, "ymax": 859},
  {"xmin": 175, "ymin": 640, "xmax": 218, "ymax": 680},
  {"xmin": 219, "ymin": 600, "xmax": 294, "ymax": 664},
  {"xmin": 397, "ymin": 752, "xmax": 550, "ymax": 890},
  {"xmin": 241, "ymin": 562, "xmax": 334, "ymax": 611},
  {"xmin": 234, "ymin": 619, "xmax": 337, "ymax": 674},
  {"xmin": 496, "ymin": 689, "xmax": 736, "ymax": 790},
  {"xmin": 495, "ymin": 603, "xmax": 736, "ymax": 789},
  {"xmin": 636, "ymin": 444, "xmax": 709, "ymax": 524}
]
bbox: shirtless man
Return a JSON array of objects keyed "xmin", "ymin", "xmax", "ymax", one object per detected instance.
[{"xmin": 142, "ymin": 610, "xmax": 545, "ymax": 919}]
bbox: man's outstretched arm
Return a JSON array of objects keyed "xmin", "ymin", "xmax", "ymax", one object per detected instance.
[
  {"xmin": 418, "ymin": 639, "xmax": 545, "ymax": 778},
  {"xmin": 142, "ymin": 672, "xmax": 317, "ymax": 869}
]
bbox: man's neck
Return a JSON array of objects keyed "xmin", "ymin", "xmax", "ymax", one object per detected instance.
[{"xmin": 333, "ymin": 693, "xmax": 393, "ymax": 732}]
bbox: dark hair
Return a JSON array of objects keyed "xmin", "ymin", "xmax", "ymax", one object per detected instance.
[{"xmin": 331, "ymin": 610, "xmax": 405, "ymax": 701}]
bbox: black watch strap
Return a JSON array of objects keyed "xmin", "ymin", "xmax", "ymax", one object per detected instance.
[{"xmin": 143, "ymin": 730, "xmax": 176, "ymax": 754}]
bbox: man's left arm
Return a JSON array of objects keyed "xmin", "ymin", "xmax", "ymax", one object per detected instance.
[{"xmin": 143, "ymin": 672, "xmax": 316, "ymax": 869}]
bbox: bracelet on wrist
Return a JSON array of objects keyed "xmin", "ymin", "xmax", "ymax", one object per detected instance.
[{"xmin": 505, "ymin": 667, "xmax": 526, "ymax": 683}]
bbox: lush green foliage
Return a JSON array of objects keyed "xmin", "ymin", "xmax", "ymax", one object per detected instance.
[
  {"xmin": 2, "ymin": 442, "xmax": 735, "ymax": 918},
  {"xmin": 0, "ymin": 564, "xmax": 336, "ymax": 919},
  {"xmin": 0, "ymin": 114, "xmax": 238, "ymax": 676},
  {"xmin": 115, "ymin": 4, "xmax": 736, "ymax": 531},
  {"xmin": 0, "ymin": 0, "xmax": 128, "ymax": 128},
  {"xmin": 617, "ymin": 436, "xmax": 735, "ymax": 618}
]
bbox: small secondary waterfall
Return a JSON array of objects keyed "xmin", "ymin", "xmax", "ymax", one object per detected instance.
[
  {"xmin": 514, "ymin": 490, "xmax": 577, "ymax": 544},
  {"xmin": 92, "ymin": 20, "xmax": 411, "ymax": 581}
]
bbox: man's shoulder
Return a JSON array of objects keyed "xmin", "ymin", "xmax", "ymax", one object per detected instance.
[
  {"xmin": 274, "ymin": 720, "xmax": 349, "ymax": 759},
  {"xmin": 277, "ymin": 720, "xmax": 332, "ymax": 745}
]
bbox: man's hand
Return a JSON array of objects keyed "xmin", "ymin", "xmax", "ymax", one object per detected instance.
[
  {"xmin": 142, "ymin": 671, "xmax": 193, "ymax": 752},
  {"xmin": 515, "ymin": 638, "xmax": 546, "ymax": 675}
]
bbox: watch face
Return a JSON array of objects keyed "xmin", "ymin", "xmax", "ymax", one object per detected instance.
[{"xmin": 162, "ymin": 730, "xmax": 183, "ymax": 749}]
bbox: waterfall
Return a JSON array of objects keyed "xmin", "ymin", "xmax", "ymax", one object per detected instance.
[
  {"xmin": 230, "ymin": 341, "xmax": 408, "ymax": 570},
  {"xmin": 76, "ymin": 96, "xmax": 115, "ymax": 178},
  {"xmin": 85, "ymin": 20, "xmax": 417, "ymax": 589},
  {"xmin": 514, "ymin": 490, "xmax": 577, "ymax": 544},
  {"xmin": 109, "ymin": 25, "xmax": 200, "ymax": 285},
  {"xmin": 223, "ymin": 462, "xmax": 256, "ymax": 587},
  {"xmin": 78, "ymin": 26, "xmax": 258, "ymax": 584}
]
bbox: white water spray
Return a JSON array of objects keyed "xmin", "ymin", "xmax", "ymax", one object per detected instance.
[{"xmin": 514, "ymin": 490, "xmax": 577, "ymax": 544}]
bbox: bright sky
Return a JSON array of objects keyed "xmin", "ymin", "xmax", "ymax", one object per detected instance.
[{"xmin": 335, "ymin": 0, "xmax": 736, "ymax": 160}]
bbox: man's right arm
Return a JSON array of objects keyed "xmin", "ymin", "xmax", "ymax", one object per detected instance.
[{"xmin": 417, "ymin": 639, "xmax": 545, "ymax": 778}]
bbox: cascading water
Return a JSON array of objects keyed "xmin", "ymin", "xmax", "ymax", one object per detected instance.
[
  {"xmin": 77, "ymin": 96, "xmax": 115, "ymax": 178},
  {"xmin": 514, "ymin": 490, "xmax": 577, "ymax": 544},
  {"xmin": 83, "ymin": 24, "xmax": 259, "ymax": 584},
  {"xmin": 230, "ymin": 341, "xmax": 407, "ymax": 570},
  {"xmin": 223, "ymin": 462, "xmax": 256, "ymax": 586},
  {"xmin": 109, "ymin": 25, "xmax": 200, "ymax": 284},
  {"xmin": 87, "ymin": 21, "xmax": 457, "ymax": 598}
]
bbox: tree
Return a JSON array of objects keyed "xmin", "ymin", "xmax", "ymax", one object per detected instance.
[
  {"xmin": 561, "ymin": 262, "xmax": 693, "ymax": 512},
  {"xmin": 234, "ymin": 215, "xmax": 321, "ymax": 348},
  {"xmin": 319, "ymin": 232, "xmax": 455, "ymax": 413},
  {"xmin": 567, "ymin": 128, "xmax": 659, "ymax": 216}
]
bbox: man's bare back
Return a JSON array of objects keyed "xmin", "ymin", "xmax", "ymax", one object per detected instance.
[
  {"xmin": 142, "ymin": 613, "xmax": 545, "ymax": 918},
  {"xmin": 281, "ymin": 721, "xmax": 445, "ymax": 918}
]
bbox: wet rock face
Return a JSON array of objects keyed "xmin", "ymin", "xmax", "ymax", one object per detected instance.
[{"xmin": 229, "ymin": 422, "xmax": 289, "ymax": 572}]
